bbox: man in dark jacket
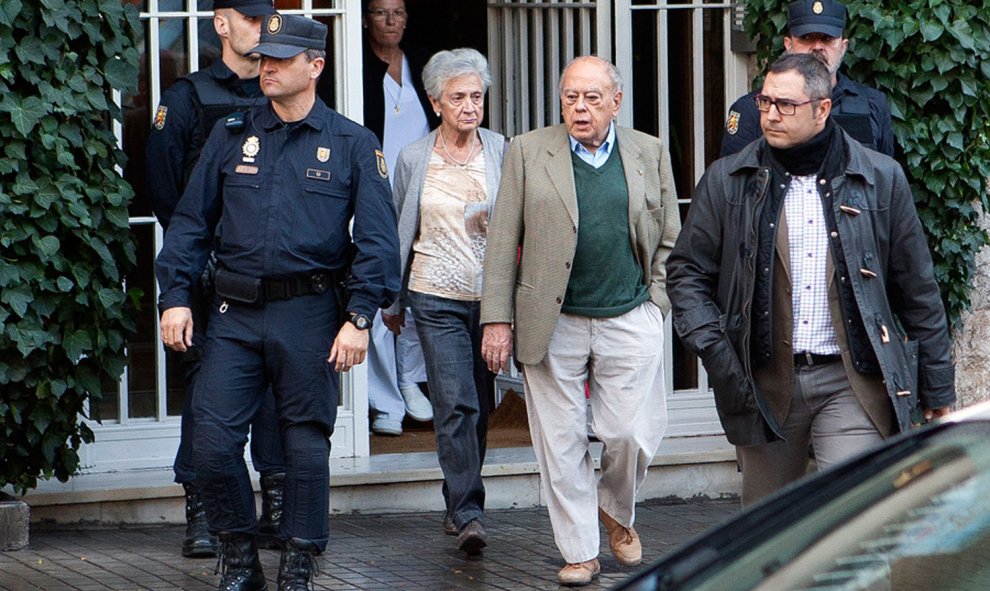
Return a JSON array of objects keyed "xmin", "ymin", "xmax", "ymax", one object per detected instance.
[{"xmin": 667, "ymin": 53, "xmax": 954, "ymax": 507}]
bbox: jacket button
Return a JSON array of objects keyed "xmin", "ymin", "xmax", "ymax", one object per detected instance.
[
  {"xmin": 565, "ymin": 262, "xmax": 571, "ymax": 269},
  {"xmin": 556, "ymin": 297, "xmax": 562, "ymax": 304}
]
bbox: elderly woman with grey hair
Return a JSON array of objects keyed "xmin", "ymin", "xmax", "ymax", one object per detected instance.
[{"xmin": 382, "ymin": 47, "xmax": 506, "ymax": 556}]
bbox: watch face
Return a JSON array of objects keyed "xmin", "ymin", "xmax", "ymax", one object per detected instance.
[{"xmin": 352, "ymin": 314, "xmax": 371, "ymax": 330}]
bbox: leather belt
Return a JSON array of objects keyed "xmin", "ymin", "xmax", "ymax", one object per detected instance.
[{"xmin": 794, "ymin": 352, "xmax": 840, "ymax": 367}]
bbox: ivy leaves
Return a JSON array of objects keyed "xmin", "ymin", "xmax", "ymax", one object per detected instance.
[
  {"xmin": 0, "ymin": 2, "xmax": 139, "ymax": 494},
  {"xmin": 745, "ymin": 0, "xmax": 990, "ymax": 328}
]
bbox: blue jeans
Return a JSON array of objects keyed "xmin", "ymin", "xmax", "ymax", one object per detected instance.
[{"xmin": 408, "ymin": 291, "xmax": 494, "ymax": 530}]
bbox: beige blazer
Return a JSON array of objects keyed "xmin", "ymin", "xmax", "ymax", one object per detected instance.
[{"xmin": 479, "ymin": 124, "xmax": 680, "ymax": 365}]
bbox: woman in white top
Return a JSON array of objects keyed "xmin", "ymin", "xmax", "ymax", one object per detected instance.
[{"xmin": 361, "ymin": 0, "xmax": 440, "ymax": 434}]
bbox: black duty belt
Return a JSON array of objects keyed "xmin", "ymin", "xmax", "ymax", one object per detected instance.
[
  {"xmin": 263, "ymin": 273, "xmax": 331, "ymax": 301},
  {"xmin": 214, "ymin": 267, "xmax": 338, "ymax": 305},
  {"xmin": 794, "ymin": 352, "xmax": 841, "ymax": 367}
]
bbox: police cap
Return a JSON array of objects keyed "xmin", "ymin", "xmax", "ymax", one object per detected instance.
[
  {"xmin": 787, "ymin": 0, "xmax": 847, "ymax": 38},
  {"xmin": 213, "ymin": 0, "xmax": 274, "ymax": 18},
  {"xmin": 249, "ymin": 14, "xmax": 328, "ymax": 59}
]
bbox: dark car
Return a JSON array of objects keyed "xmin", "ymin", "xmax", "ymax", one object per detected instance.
[{"xmin": 615, "ymin": 403, "xmax": 990, "ymax": 591}]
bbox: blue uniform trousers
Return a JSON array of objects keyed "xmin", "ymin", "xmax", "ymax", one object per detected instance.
[{"xmin": 192, "ymin": 289, "xmax": 340, "ymax": 551}]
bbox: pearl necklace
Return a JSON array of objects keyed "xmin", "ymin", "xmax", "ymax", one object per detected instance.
[{"xmin": 439, "ymin": 130, "xmax": 477, "ymax": 166}]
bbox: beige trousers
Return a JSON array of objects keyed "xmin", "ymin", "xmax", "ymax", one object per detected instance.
[{"xmin": 521, "ymin": 301, "xmax": 668, "ymax": 563}]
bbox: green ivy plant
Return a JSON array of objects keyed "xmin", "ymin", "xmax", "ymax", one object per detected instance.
[
  {"xmin": 0, "ymin": 0, "xmax": 139, "ymax": 494},
  {"xmin": 744, "ymin": 0, "xmax": 990, "ymax": 328}
]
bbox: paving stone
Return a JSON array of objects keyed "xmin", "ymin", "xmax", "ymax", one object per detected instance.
[{"xmin": 0, "ymin": 498, "xmax": 737, "ymax": 590}]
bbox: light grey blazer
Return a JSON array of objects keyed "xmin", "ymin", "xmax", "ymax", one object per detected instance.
[{"xmin": 385, "ymin": 127, "xmax": 506, "ymax": 315}]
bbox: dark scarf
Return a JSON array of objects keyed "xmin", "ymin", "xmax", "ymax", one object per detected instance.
[{"xmin": 768, "ymin": 117, "xmax": 838, "ymax": 176}]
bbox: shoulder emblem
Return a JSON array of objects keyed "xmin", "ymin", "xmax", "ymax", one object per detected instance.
[
  {"xmin": 153, "ymin": 105, "xmax": 168, "ymax": 130},
  {"xmin": 375, "ymin": 149, "xmax": 388, "ymax": 179},
  {"xmin": 726, "ymin": 110, "xmax": 740, "ymax": 135}
]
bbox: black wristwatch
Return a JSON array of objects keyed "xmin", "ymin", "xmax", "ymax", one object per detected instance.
[{"xmin": 349, "ymin": 313, "xmax": 372, "ymax": 330}]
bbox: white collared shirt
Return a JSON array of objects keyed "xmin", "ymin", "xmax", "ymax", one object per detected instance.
[
  {"xmin": 785, "ymin": 174, "xmax": 840, "ymax": 355},
  {"xmin": 568, "ymin": 122, "xmax": 616, "ymax": 169}
]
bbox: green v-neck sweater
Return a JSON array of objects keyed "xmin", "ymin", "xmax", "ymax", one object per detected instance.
[{"xmin": 561, "ymin": 148, "xmax": 649, "ymax": 318}]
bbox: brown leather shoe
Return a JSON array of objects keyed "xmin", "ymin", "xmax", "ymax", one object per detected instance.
[
  {"xmin": 599, "ymin": 507, "xmax": 642, "ymax": 566},
  {"xmin": 557, "ymin": 559, "xmax": 600, "ymax": 586}
]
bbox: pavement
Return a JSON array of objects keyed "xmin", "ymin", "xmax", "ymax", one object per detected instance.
[{"xmin": 0, "ymin": 499, "xmax": 737, "ymax": 591}]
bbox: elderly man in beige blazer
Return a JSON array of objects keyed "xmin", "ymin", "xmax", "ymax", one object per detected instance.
[{"xmin": 480, "ymin": 56, "xmax": 679, "ymax": 586}]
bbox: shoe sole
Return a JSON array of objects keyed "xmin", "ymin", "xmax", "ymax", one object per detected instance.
[
  {"xmin": 458, "ymin": 534, "xmax": 487, "ymax": 555},
  {"xmin": 181, "ymin": 546, "xmax": 217, "ymax": 558}
]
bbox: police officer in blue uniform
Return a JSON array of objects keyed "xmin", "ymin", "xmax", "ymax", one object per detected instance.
[
  {"xmin": 720, "ymin": 0, "xmax": 894, "ymax": 158},
  {"xmin": 146, "ymin": 0, "xmax": 286, "ymax": 559},
  {"xmin": 157, "ymin": 14, "xmax": 400, "ymax": 591}
]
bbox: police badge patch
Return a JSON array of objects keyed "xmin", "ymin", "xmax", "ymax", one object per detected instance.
[
  {"xmin": 726, "ymin": 110, "xmax": 740, "ymax": 135},
  {"xmin": 316, "ymin": 147, "xmax": 330, "ymax": 163},
  {"xmin": 375, "ymin": 149, "xmax": 388, "ymax": 179},
  {"xmin": 813, "ymin": 1, "xmax": 824, "ymax": 14},
  {"xmin": 242, "ymin": 136, "xmax": 261, "ymax": 163},
  {"xmin": 154, "ymin": 105, "xmax": 168, "ymax": 130}
]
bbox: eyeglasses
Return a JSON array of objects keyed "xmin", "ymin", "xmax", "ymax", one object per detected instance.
[
  {"xmin": 367, "ymin": 8, "xmax": 407, "ymax": 21},
  {"xmin": 754, "ymin": 94, "xmax": 826, "ymax": 116}
]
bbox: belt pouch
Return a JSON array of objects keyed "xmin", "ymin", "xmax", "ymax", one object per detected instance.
[{"xmin": 214, "ymin": 268, "xmax": 262, "ymax": 304}]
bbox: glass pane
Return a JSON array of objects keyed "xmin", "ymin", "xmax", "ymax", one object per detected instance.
[
  {"xmin": 124, "ymin": 20, "xmax": 154, "ymax": 218},
  {"xmin": 127, "ymin": 223, "xmax": 161, "ymax": 419},
  {"xmin": 274, "ymin": 0, "xmax": 302, "ymax": 9},
  {"xmin": 311, "ymin": 0, "xmax": 335, "ymax": 8},
  {"xmin": 196, "ymin": 14, "xmax": 223, "ymax": 70},
  {"xmin": 315, "ymin": 15, "xmax": 337, "ymax": 110},
  {"xmin": 702, "ymin": 5, "xmax": 726, "ymax": 165},
  {"xmin": 95, "ymin": 374, "xmax": 121, "ymax": 423},
  {"xmin": 159, "ymin": 18, "xmax": 192, "ymax": 85}
]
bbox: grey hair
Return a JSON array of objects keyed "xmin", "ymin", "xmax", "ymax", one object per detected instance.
[
  {"xmin": 422, "ymin": 48, "xmax": 492, "ymax": 100},
  {"xmin": 304, "ymin": 48, "xmax": 327, "ymax": 62},
  {"xmin": 558, "ymin": 55, "xmax": 623, "ymax": 95},
  {"xmin": 768, "ymin": 53, "xmax": 830, "ymax": 102}
]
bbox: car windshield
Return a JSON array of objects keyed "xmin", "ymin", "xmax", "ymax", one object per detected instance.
[{"xmin": 620, "ymin": 422, "xmax": 990, "ymax": 591}]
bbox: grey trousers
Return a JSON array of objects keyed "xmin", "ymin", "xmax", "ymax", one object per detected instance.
[{"xmin": 736, "ymin": 359, "xmax": 883, "ymax": 507}]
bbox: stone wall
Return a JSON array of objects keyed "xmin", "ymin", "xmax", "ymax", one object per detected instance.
[{"xmin": 952, "ymin": 214, "xmax": 990, "ymax": 410}]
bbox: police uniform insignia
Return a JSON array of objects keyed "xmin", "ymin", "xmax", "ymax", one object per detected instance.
[
  {"xmin": 153, "ymin": 105, "xmax": 168, "ymax": 130},
  {"xmin": 316, "ymin": 147, "xmax": 330, "ymax": 163},
  {"xmin": 726, "ymin": 110, "xmax": 740, "ymax": 135},
  {"xmin": 375, "ymin": 149, "xmax": 388, "ymax": 179},
  {"xmin": 812, "ymin": 1, "xmax": 824, "ymax": 14},
  {"xmin": 242, "ymin": 136, "xmax": 261, "ymax": 163},
  {"xmin": 268, "ymin": 14, "xmax": 283, "ymax": 34}
]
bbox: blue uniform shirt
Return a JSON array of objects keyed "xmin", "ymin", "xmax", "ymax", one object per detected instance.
[
  {"xmin": 146, "ymin": 60, "xmax": 266, "ymax": 229},
  {"xmin": 156, "ymin": 98, "xmax": 401, "ymax": 319},
  {"xmin": 720, "ymin": 72, "xmax": 895, "ymax": 158}
]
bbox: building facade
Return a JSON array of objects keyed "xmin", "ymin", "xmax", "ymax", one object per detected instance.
[{"xmin": 93, "ymin": 0, "xmax": 751, "ymax": 474}]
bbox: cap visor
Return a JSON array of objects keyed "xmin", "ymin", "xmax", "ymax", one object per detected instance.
[
  {"xmin": 790, "ymin": 23, "xmax": 844, "ymax": 37},
  {"xmin": 248, "ymin": 43, "xmax": 306, "ymax": 59},
  {"xmin": 235, "ymin": 5, "xmax": 274, "ymax": 17}
]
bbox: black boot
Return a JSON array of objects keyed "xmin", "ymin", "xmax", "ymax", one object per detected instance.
[
  {"xmin": 257, "ymin": 472, "xmax": 285, "ymax": 550},
  {"xmin": 276, "ymin": 538, "xmax": 321, "ymax": 591},
  {"xmin": 182, "ymin": 481, "xmax": 218, "ymax": 558},
  {"xmin": 216, "ymin": 532, "xmax": 268, "ymax": 591}
]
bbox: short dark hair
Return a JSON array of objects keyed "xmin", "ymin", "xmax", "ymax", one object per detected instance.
[{"xmin": 768, "ymin": 53, "xmax": 831, "ymax": 101}]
